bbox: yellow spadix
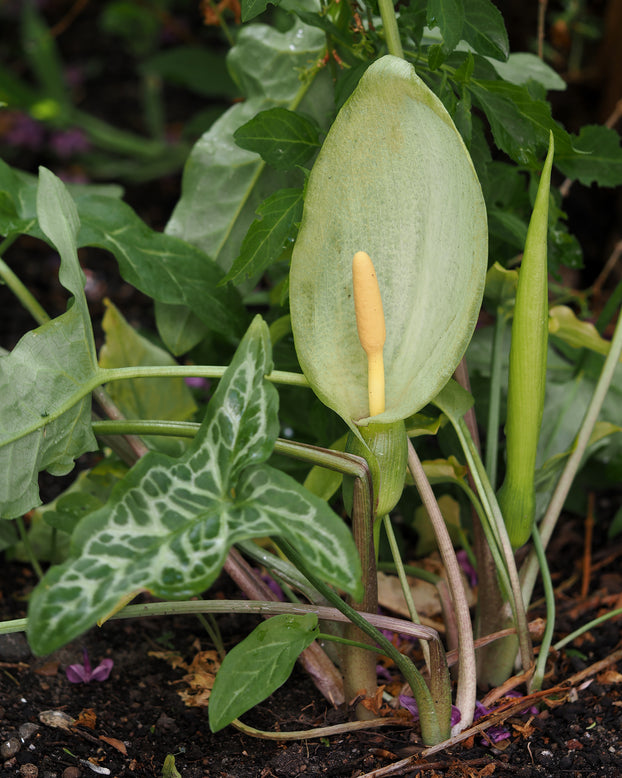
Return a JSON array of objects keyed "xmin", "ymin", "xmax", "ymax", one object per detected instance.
[{"xmin": 352, "ymin": 251, "xmax": 386, "ymax": 417}]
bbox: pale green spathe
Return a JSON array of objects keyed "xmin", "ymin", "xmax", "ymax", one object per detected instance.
[{"xmin": 290, "ymin": 55, "xmax": 488, "ymax": 428}]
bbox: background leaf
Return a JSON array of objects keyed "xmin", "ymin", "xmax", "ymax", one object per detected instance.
[
  {"xmin": 153, "ymin": 301, "xmax": 209, "ymax": 357},
  {"xmin": 234, "ymin": 107, "xmax": 321, "ymax": 171},
  {"xmin": 489, "ymin": 52, "xmax": 565, "ymax": 90},
  {"xmin": 462, "ymin": 0, "xmax": 509, "ymax": 61},
  {"xmin": 224, "ymin": 188, "xmax": 303, "ymax": 284},
  {"xmin": 165, "ymin": 22, "xmax": 329, "ymax": 273},
  {"xmin": 143, "ymin": 46, "xmax": 237, "ymax": 98},
  {"xmin": 98, "ymin": 301, "xmax": 197, "ymax": 454},
  {"xmin": 0, "ymin": 161, "xmax": 246, "ymax": 340},
  {"xmin": 555, "ymin": 125, "xmax": 622, "ymax": 187},
  {"xmin": 209, "ymin": 614, "xmax": 319, "ymax": 731},
  {"xmin": 470, "ymin": 79, "xmax": 572, "ymax": 164},
  {"xmin": 241, "ymin": 0, "xmax": 279, "ymax": 22},
  {"xmin": 427, "ymin": 0, "xmax": 465, "ymax": 52},
  {"xmin": 0, "ymin": 170, "xmax": 99, "ymax": 518}
]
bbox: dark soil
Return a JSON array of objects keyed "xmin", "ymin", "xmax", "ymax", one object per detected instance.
[{"xmin": 2, "ymin": 514, "xmax": 622, "ymax": 778}]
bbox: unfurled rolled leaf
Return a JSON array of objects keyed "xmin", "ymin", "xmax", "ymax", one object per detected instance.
[
  {"xmin": 290, "ymin": 55, "xmax": 488, "ymax": 430},
  {"xmin": 497, "ymin": 134, "xmax": 554, "ymax": 548}
]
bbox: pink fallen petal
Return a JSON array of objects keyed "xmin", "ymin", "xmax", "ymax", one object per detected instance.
[
  {"xmin": 90, "ymin": 658, "xmax": 114, "ymax": 681},
  {"xmin": 66, "ymin": 663, "xmax": 90, "ymax": 683}
]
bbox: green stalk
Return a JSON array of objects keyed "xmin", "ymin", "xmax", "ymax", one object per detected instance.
[
  {"xmin": 497, "ymin": 134, "xmax": 555, "ymax": 548},
  {"xmin": 236, "ymin": 540, "xmax": 323, "ymax": 604},
  {"xmin": 596, "ymin": 276, "xmax": 622, "ymax": 334},
  {"xmin": 433, "ymin": 382, "xmax": 533, "ymax": 684},
  {"xmin": 342, "ymin": 474, "xmax": 379, "ymax": 719},
  {"xmin": 452, "ymin": 415, "xmax": 533, "ymax": 680},
  {"xmin": 554, "ymin": 607, "xmax": 622, "ymax": 652},
  {"xmin": 277, "ymin": 539, "xmax": 450, "ymax": 745},
  {"xmin": 98, "ymin": 365, "xmax": 309, "ymax": 388},
  {"xmin": 0, "ymin": 598, "xmax": 446, "ymax": 645},
  {"xmin": 529, "ymin": 525, "xmax": 554, "ymax": 692},
  {"xmin": 383, "ymin": 514, "xmax": 431, "ymax": 673},
  {"xmin": 0, "ymin": 251, "xmax": 50, "ymax": 326},
  {"xmin": 377, "ymin": 561, "xmax": 440, "ymax": 585},
  {"xmin": 377, "ymin": 0, "xmax": 404, "ymax": 59},
  {"xmin": 65, "ymin": 107, "xmax": 184, "ymax": 159},
  {"xmin": 407, "ymin": 439, "xmax": 475, "ymax": 733},
  {"xmin": 485, "ymin": 311, "xmax": 510, "ymax": 487},
  {"xmin": 16, "ymin": 517, "xmax": 43, "ymax": 581}
]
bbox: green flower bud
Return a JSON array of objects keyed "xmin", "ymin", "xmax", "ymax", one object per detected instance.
[{"xmin": 343, "ymin": 420, "xmax": 408, "ymax": 519}]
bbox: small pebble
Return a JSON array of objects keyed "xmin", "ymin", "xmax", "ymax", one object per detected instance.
[
  {"xmin": 0, "ymin": 633, "xmax": 30, "ymax": 661},
  {"xmin": 63, "ymin": 767, "xmax": 81, "ymax": 778},
  {"xmin": 0, "ymin": 737, "xmax": 21, "ymax": 758},
  {"xmin": 19, "ymin": 723, "xmax": 40, "ymax": 743},
  {"xmin": 19, "ymin": 764, "xmax": 38, "ymax": 778}
]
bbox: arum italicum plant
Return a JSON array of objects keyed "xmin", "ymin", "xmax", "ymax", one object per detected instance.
[{"xmin": 290, "ymin": 55, "xmax": 488, "ymax": 736}]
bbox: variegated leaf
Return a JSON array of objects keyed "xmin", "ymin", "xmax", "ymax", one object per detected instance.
[{"xmin": 27, "ymin": 317, "xmax": 362, "ymax": 655}]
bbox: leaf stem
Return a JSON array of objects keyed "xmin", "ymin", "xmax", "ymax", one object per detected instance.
[
  {"xmin": 382, "ymin": 513, "xmax": 431, "ymax": 672},
  {"xmin": 529, "ymin": 524, "xmax": 554, "ymax": 692},
  {"xmin": 277, "ymin": 539, "xmax": 449, "ymax": 745},
  {"xmin": 0, "ymin": 600, "xmax": 444, "ymax": 643},
  {"xmin": 407, "ymin": 439, "xmax": 475, "ymax": 734},
  {"xmin": 16, "ymin": 517, "xmax": 44, "ymax": 581},
  {"xmin": 0, "ymin": 254, "xmax": 51, "ymax": 327},
  {"xmin": 99, "ymin": 365, "xmax": 309, "ymax": 388},
  {"xmin": 432, "ymin": 383, "xmax": 533, "ymax": 683},
  {"xmin": 451, "ymin": 415, "xmax": 533, "ymax": 673},
  {"xmin": 553, "ymin": 607, "xmax": 622, "ymax": 652}
]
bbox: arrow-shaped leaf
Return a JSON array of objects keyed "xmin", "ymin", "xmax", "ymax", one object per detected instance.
[
  {"xmin": 0, "ymin": 169, "xmax": 99, "ymax": 518},
  {"xmin": 27, "ymin": 317, "xmax": 362, "ymax": 655},
  {"xmin": 0, "ymin": 160, "xmax": 246, "ymax": 340},
  {"xmin": 209, "ymin": 613, "xmax": 319, "ymax": 731}
]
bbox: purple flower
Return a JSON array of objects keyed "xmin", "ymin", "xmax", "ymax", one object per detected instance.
[
  {"xmin": 376, "ymin": 664, "xmax": 393, "ymax": 681},
  {"xmin": 473, "ymin": 700, "xmax": 511, "ymax": 742},
  {"xmin": 50, "ymin": 128, "xmax": 91, "ymax": 158},
  {"xmin": 504, "ymin": 689, "xmax": 540, "ymax": 716},
  {"xmin": 184, "ymin": 376, "xmax": 210, "ymax": 392},
  {"xmin": 66, "ymin": 648, "xmax": 113, "ymax": 683},
  {"xmin": 4, "ymin": 113, "xmax": 45, "ymax": 150},
  {"xmin": 398, "ymin": 695, "xmax": 462, "ymax": 727}
]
